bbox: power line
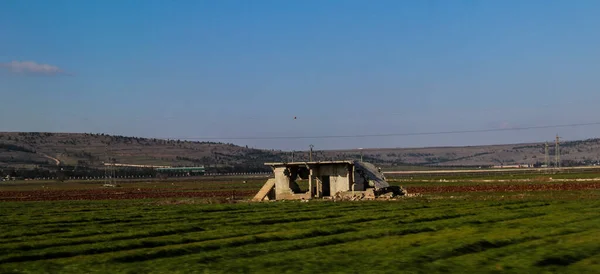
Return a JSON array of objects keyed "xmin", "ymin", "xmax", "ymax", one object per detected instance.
[
  {"xmin": 169, "ymin": 121, "xmax": 600, "ymax": 141},
  {"xmin": 5, "ymin": 121, "xmax": 600, "ymax": 144}
]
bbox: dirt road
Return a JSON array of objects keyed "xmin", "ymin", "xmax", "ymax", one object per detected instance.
[{"xmin": 39, "ymin": 153, "xmax": 61, "ymax": 166}]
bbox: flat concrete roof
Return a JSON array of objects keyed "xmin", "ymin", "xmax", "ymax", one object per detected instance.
[{"xmin": 264, "ymin": 161, "xmax": 354, "ymax": 166}]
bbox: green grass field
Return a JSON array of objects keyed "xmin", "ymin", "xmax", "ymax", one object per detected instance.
[{"xmin": 1, "ymin": 188, "xmax": 599, "ymax": 273}]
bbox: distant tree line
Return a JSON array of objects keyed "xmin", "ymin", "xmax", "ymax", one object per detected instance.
[
  {"xmin": 0, "ymin": 143, "xmax": 36, "ymax": 153},
  {"xmin": 532, "ymin": 159, "xmax": 599, "ymax": 168},
  {"xmin": 0, "ymin": 166, "xmax": 158, "ymax": 180},
  {"xmin": 0, "ymin": 164, "xmax": 273, "ymax": 180}
]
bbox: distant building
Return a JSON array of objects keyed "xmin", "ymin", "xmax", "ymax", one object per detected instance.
[
  {"xmin": 156, "ymin": 166, "xmax": 205, "ymax": 177},
  {"xmin": 253, "ymin": 161, "xmax": 403, "ymax": 201}
]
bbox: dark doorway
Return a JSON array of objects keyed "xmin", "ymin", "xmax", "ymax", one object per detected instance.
[{"xmin": 321, "ymin": 176, "xmax": 331, "ymax": 196}]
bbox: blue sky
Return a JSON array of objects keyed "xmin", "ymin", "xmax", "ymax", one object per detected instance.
[{"xmin": 2, "ymin": 0, "xmax": 600, "ymax": 150}]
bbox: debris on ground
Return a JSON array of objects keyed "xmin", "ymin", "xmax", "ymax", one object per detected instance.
[{"xmin": 331, "ymin": 186, "xmax": 409, "ymax": 201}]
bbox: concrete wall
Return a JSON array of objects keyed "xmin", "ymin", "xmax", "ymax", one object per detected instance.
[
  {"xmin": 276, "ymin": 192, "xmax": 311, "ymax": 200},
  {"xmin": 273, "ymin": 167, "xmax": 293, "ymax": 197},
  {"xmin": 315, "ymin": 164, "xmax": 351, "ymax": 196},
  {"xmin": 329, "ymin": 174, "xmax": 348, "ymax": 196},
  {"xmin": 271, "ymin": 163, "xmax": 354, "ymax": 200},
  {"xmin": 353, "ymin": 170, "xmax": 366, "ymax": 191}
]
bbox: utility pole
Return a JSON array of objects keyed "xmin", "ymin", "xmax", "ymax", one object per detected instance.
[
  {"xmin": 309, "ymin": 145, "xmax": 314, "ymax": 161},
  {"xmin": 111, "ymin": 157, "xmax": 116, "ymax": 185},
  {"xmin": 104, "ymin": 149, "xmax": 110, "ymax": 186},
  {"xmin": 544, "ymin": 142, "xmax": 549, "ymax": 168},
  {"xmin": 104, "ymin": 145, "xmax": 117, "ymax": 187},
  {"xmin": 555, "ymin": 134, "xmax": 561, "ymax": 169}
]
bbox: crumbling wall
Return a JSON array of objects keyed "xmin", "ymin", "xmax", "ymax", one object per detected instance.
[
  {"xmin": 315, "ymin": 164, "xmax": 352, "ymax": 196},
  {"xmin": 273, "ymin": 167, "xmax": 293, "ymax": 196},
  {"xmin": 260, "ymin": 161, "xmax": 393, "ymax": 201},
  {"xmin": 353, "ymin": 170, "xmax": 366, "ymax": 191},
  {"xmin": 354, "ymin": 161, "xmax": 389, "ymax": 189}
]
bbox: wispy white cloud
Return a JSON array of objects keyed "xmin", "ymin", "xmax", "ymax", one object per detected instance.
[{"xmin": 0, "ymin": 61, "xmax": 69, "ymax": 75}]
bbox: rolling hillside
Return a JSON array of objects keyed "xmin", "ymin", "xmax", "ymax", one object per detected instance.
[
  {"xmin": 0, "ymin": 132, "xmax": 285, "ymax": 171},
  {"xmin": 1, "ymin": 132, "xmax": 600, "ymax": 172},
  {"xmin": 330, "ymin": 140, "xmax": 600, "ymax": 168}
]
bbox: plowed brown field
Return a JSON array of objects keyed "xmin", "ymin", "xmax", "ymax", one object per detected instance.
[
  {"xmin": 2, "ymin": 182, "xmax": 600, "ymax": 201},
  {"xmin": 0, "ymin": 189, "xmax": 256, "ymax": 201},
  {"xmin": 407, "ymin": 182, "xmax": 600, "ymax": 193}
]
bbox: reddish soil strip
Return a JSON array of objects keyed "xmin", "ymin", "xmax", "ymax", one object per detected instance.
[
  {"xmin": 2, "ymin": 182, "xmax": 600, "ymax": 202},
  {"xmin": 407, "ymin": 182, "xmax": 600, "ymax": 194},
  {"xmin": 0, "ymin": 189, "xmax": 256, "ymax": 201}
]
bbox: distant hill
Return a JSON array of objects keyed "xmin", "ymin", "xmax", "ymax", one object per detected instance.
[
  {"xmin": 0, "ymin": 132, "xmax": 286, "ymax": 172},
  {"xmin": 330, "ymin": 139, "xmax": 600, "ymax": 169},
  {"xmin": 1, "ymin": 132, "xmax": 600, "ymax": 173}
]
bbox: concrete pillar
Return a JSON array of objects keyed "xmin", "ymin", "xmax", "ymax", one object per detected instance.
[{"xmin": 273, "ymin": 167, "xmax": 293, "ymax": 198}]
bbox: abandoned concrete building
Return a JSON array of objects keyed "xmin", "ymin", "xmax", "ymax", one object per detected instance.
[{"xmin": 253, "ymin": 160, "xmax": 405, "ymax": 201}]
